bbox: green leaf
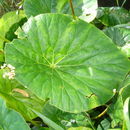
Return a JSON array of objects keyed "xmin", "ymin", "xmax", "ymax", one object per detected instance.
[
  {"xmin": 123, "ymin": 97, "xmax": 130, "ymax": 130},
  {"xmin": 107, "ymin": 96, "xmax": 123, "ymax": 128},
  {"xmin": 96, "ymin": 7, "xmax": 130, "ymax": 26},
  {"xmin": 5, "ymin": 13, "xmax": 130, "ymax": 113},
  {"xmin": 104, "ymin": 24, "xmax": 130, "ymax": 47},
  {"xmin": 15, "ymin": 27, "xmax": 27, "ymax": 39},
  {"xmin": 42, "ymin": 103, "xmax": 91, "ymax": 128},
  {"xmin": 0, "ymin": 69, "xmax": 45, "ymax": 121},
  {"xmin": 120, "ymin": 75, "xmax": 130, "ymax": 102},
  {"xmin": 97, "ymin": 119, "xmax": 111, "ymax": 130},
  {"xmin": 0, "ymin": 97, "xmax": 30, "ymax": 130},
  {"xmin": 103, "ymin": 24, "xmax": 130, "ymax": 57},
  {"xmin": 5, "ymin": 17, "xmax": 27, "ymax": 41},
  {"xmin": 42, "ymin": 103, "xmax": 66, "ymax": 128},
  {"xmin": 32, "ymin": 109, "xmax": 64, "ymax": 130},
  {"xmin": 23, "ymin": 0, "xmax": 97, "ymax": 22},
  {"xmin": 107, "ymin": 75, "xmax": 130, "ymax": 128},
  {"xmin": 0, "ymin": 10, "xmax": 26, "ymax": 49}
]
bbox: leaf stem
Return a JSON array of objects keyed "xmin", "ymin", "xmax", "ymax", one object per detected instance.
[
  {"xmin": 69, "ymin": 0, "xmax": 76, "ymax": 20},
  {"xmin": 121, "ymin": 0, "xmax": 126, "ymax": 7},
  {"xmin": 85, "ymin": 113, "xmax": 96, "ymax": 130},
  {"xmin": 116, "ymin": 0, "xmax": 119, "ymax": 6},
  {"xmin": 92, "ymin": 105, "xmax": 109, "ymax": 119}
]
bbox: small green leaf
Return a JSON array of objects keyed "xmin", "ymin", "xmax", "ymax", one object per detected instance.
[
  {"xmin": 107, "ymin": 96, "xmax": 123, "ymax": 128},
  {"xmin": 96, "ymin": 7, "xmax": 130, "ymax": 26},
  {"xmin": 32, "ymin": 109, "xmax": 64, "ymax": 130},
  {"xmin": 0, "ymin": 10, "xmax": 26, "ymax": 48},
  {"xmin": 104, "ymin": 24, "xmax": 130, "ymax": 47},
  {"xmin": 103, "ymin": 24, "xmax": 130, "ymax": 57},
  {"xmin": 0, "ymin": 97, "xmax": 30, "ymax": 130},
  {"xmin": 120, "ymin": 75, "xmax": 130, "ymax": 102},
  {"xmin": 97, "ymin": 119, "xmax": 111, "ymax": 130}
]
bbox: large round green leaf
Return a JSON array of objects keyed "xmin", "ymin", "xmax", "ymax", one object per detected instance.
[
  {"xmin": 5, "ymin": 14, "xmax": 130, "ymax": 113},
  {"xmin": 23, "ymin": 0, "xmax": 97, "ymax": 22},
  {"xmin": 0, "ymin": 97, "xmax": 30, "ymax": 130}
]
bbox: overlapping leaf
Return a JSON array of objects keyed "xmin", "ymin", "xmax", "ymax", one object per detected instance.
[
  {"xmin": 96, "ymin": 7, "xmax": 130, "ymax": 26},
  {"xmin": 5, "ymin": 14, "xmax": 130, "ymax": 113},
  {"xmin": 104, "ymin": 24, "xmax": 130, "ymax": 57},
  {"xmin": 104, "ymin": 24, "xmax": 130, "ymax": 47},
  {"xmin": 0, "ymin": 10, "xmax": 26, "ymax": 63},
  {"xmin": 107, "ymin": 75, "xmax": 130, "ymax": 128},
  {"xmin": 42, "ymin": 103, "xmax": 91, "ymax": 128},
  {"xmin": 0, "ymin": 69, "xmax": 45, "ymax": 120},
  {"xmin": 0, "ymin": 10, "xmax": 26, "ymax": 48},
  {"xmin": 23, "ymin": 0, "xmax": 97, "ymax": 22},
  {"xmin": 0, "ymin": 97, "xmax": 30, "ymax": 130}
]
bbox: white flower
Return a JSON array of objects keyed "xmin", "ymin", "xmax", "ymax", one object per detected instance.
[
  {"xmin": 3, "ymin": 71, "xmax": 15, "ymax": 79},
  {"xmin": 2, "ymin": 64, "xmax": 16, "ymax": 80},
  {"xmin": 3, "ymin": 72, "xmax": 9, "ymax": 78},
  {"xmin": 113, "ymin": 89, "xmax": 116, "ymax": 93},
  {"xmin": 7, "ymin": 64, "xmax": 15, "ymax": 70},
  {"xmin": 1, "ymin": 64, "xmax": 7, "ymax": 69}
]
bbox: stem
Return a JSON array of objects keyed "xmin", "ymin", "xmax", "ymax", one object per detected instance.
[
  {"xmin": 92, "ymin": 105, "xmax": 109, "ymax": 119},
  {"xmin": 69, "ymin": 0, "xmax": 76, "ymax": 19},
  {"xmin": 85, "ymin": 113, "xmax": 96, "ymax": 130},
  {"xmin": 121, "ymin": 0, "xmax": 126, "ymax": 7},
  {"xmin": 116, "ymin": 0, "xmax": 119, "ymax": 6}
]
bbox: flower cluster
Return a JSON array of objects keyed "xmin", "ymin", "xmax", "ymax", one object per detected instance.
[{"xmin": 1, "ymin": 64, "xmax": 15, "ymax": 79}]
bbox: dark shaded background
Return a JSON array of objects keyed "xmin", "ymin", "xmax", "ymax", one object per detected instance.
[{"xmin": 98, "ymin": 0, "xmax": 130, "ymax": 10}]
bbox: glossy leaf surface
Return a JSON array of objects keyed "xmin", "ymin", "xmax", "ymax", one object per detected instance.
[{"xmin": 5, "ymin": 14, "xmax": 130, "ymax": 113}]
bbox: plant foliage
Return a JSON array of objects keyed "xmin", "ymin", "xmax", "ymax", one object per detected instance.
[{"xmin": 0, "ymin": 0, "xmax": 130, "ymax": 129}]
